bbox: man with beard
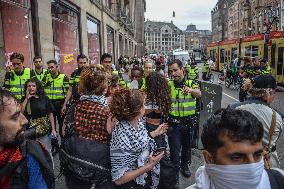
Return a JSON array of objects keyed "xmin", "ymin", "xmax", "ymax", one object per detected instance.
[
  {"xmin": 61, "ymin": 54, "xmax": 88, "ymax": 114},
  {"xmin": 32, "ymin": 56, "xmax": 48, "ymax": 82},
  {"xmin": 0, "ymin": 88, "xmax": 54, "ymax": 188},
  {"xmin": 186, "ymin": 109, "xmax": 284, "ymax": 189}
]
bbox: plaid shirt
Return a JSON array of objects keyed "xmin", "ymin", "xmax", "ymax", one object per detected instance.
[{"xmin": 74, "ymin": 100, "xmax": 110, "ymax": 144}]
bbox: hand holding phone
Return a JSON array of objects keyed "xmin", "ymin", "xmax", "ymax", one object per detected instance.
[{"xmin": 153, "ymin": 147, "xmax": 166, "ymax": 156}]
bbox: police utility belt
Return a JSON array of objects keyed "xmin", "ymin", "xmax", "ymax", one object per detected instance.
[{"xmin": 168, "ymin": 115, "xmax": 197, "ymax": 125}]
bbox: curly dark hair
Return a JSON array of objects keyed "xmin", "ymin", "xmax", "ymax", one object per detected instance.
[
  {"xmin": 23, "ymin": 77, "xmax": 45, "ymax": 99},
  {"xmin": 145, "ymin": 72, "xmax": 171, "ymax": 120},
  {"xmin": 110, "ymin": 88, "xmax": 145, "ymax": 121},
  {"xmin": 78, "ymin": 65, "xmax": 110, "ymax": 95},
  {"xmin": 0, "ymin": 88, "xmax": 16, "ymax": 113},
  {"xmin": 10, "ymin": 52, "xmax": 24, "ymax": 62}
]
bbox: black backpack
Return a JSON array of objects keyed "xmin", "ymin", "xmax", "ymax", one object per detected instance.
[
  {"xmin": 267, "ymin": 169, "xmax": 284, "ymax": 189},
  {"xmin": 59, "ymin": 102, "xmax": 112, "ymax": 185}
]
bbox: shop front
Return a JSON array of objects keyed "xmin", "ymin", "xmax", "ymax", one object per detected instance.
[{"xmin": 51, "ymin": 0, "xmax": 79, "ymax": 76}]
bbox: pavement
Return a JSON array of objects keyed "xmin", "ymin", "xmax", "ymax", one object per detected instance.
[{"xmin": 54, "ymin": 71, "xmax": 284, "ymax": 189}]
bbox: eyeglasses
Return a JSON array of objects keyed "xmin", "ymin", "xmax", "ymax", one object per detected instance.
[{"xmin": 34, "ymin": 61, "xmax": 41, "ymax": 63}]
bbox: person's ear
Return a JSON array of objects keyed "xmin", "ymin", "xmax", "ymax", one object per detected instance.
[{"xmin": 203, "ymin": 150, "xmax": 215, "ymax": 164}]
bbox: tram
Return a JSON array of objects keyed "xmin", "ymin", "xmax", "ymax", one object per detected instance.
[{"xmin": 207, "ymin": 31, "xmax": 284, "ymax": 85}]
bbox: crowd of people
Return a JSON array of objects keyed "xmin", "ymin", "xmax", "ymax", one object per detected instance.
[{"xmin": 0, "ymin": 51, "xmax": 284, "ymax": 189}]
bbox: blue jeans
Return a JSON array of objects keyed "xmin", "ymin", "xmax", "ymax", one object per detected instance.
[{"xmin": 168, "ymin": 121, "xmax": 192, "ymax": 176}]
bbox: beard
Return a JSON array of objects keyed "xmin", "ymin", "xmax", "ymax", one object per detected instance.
[{"xmin": 0, "ymin": 127, "xmax": 26, "ymax": 149}]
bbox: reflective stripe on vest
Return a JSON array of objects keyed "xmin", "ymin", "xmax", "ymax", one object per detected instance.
[
  {"xmin": 169, "ymin": 79, "xmax": 196, "ymax": 117},
  {"xmin": 44, "ymin": 74, "xmax": 66, "ymax": 100},
  {"xmin": 9, "ymin": 68, "xmax": 31, "ymax": 100}
]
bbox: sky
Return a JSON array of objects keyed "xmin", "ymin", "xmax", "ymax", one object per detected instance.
[{"xmin": 145, "ymin": 0, "xmax": 218, "ymax": 31}]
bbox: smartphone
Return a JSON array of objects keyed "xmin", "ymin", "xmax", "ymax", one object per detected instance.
[{"xmin": 153, "ymin": 147, "xmax": 166, "ymax": 156}]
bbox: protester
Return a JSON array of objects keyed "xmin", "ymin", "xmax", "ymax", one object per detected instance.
[
  {"xmin": 144, "ymin": 60, "xmax": 155, "ymax": 77},
  {"xmin": 144, "ymin": 71, "xmax": 171, "ymax": 147},
  {"xmin": 230, "ymin": 74, "xmax": 283, "ymax": 168},
  {"xmin": 187, "ymin": 108, "xmax": 284, "ymax": 189},
  {"xmin": 62, "ymin": 65, "xmax": 113, "ymax": 189},
  {"xmin": 110, "ymin": 88, "xmax": 167, "ymax": 188},
  {"xmin": 0, "ymin": 88, "xmax": 55, "ymax": 188},
  {"xmin": 21, "ymin": 77, "xmax": 56, "ymax": 159},
  {"xmin": 129, "ymin": 66, "xmax": 145, "ymax": 89}
]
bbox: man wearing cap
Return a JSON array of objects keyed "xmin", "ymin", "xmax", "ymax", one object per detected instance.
[{"xmin": 230, "ymin": 74, "xmax": 283, "ymax": 168}]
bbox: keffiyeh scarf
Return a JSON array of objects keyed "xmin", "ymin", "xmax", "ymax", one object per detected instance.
[
  {"xmin": 110, "ymin": 120, "xmax": 160, "ymax": 188},
  {"xmin": 80, "ymin": 95, "xmax": 108, "ymax": 107}
]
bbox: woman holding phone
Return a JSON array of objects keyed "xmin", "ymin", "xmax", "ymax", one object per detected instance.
[{"xmin": 110, "ymin": 88, "xmax": 168, "ymax": 188}]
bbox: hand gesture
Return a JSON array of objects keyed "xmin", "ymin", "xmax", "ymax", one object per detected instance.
[
  {"xmin": 26, "ymin": 90, "xmax": 35, "ymax": 100},
  {"xmin": 147, "ymin": 151, "xmax": 164, "ymax": 168},
  {"xmin": 153, "ymin": 123, "xmax": 168, "ymax": 137},
  {"xmin": 182, "ymin": 86, "xmax": 193, "ymax": 95}
]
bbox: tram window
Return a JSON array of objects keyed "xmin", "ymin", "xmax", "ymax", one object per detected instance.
[
  {"xmin": 271, "ymin": 44, "xmax": 276, "ymax": 68},
  {"xmin": 245, "ymin": 46, "xmax": 251, "ymax": 57},
  {"xmin": 232, "ymin": 48, "xmax": 238, "ymax": 59},
  {"xmin": 277, "ymin": 47, "xmax": 284, "ymax": 75},
  {"xmin": 220, "ymin": 49, "xmax": 225, "ymax": 63},
  {"xmin": 251, "ymin": 46, "xmax": 258, "ymax": 57}
]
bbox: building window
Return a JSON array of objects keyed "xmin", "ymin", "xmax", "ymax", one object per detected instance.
[
  {"xmin": 51, "ymin": 1, "xmax": 80, "ymax": 76},
  {"xmin": 87, "ymin": 16, "xmax": 100, "ymax": 65},
  {"xmin": 1, "ymin": 0, "xmax": 32, "ymax": 68},
  {"xmin": 106, "ymin": 25, "xmax": 114, "ymax": 57}
]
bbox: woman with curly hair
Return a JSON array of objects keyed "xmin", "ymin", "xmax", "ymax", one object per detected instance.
[
  {"xmin": 144, "ymin": 71, "xmax": 171, "ymax": 147},
  {"xmin": 62, "ymin": 65, "xmax": 114, "ymax": 189},
  {"xmin": 110, "ymin": 88, "xmax": 168, "ymax": 189},
  {"xmin": 230, "ymin": 74, "xmax": 283, "ymax": 168}
]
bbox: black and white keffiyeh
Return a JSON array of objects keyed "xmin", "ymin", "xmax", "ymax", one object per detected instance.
[
  {"xmin": 110, "ymin": 120, "xmax": 160, "ymax": 188},
  {"xmin": 80, "ymin": 95, "xmax": 108, "ymax": 107}
]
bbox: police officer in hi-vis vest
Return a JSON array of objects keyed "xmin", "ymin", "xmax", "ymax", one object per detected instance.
[
  {"xmin": 31, "ymin": 56, "xmax": 48, "ymax": 82},
  {"xmin": 61, "ymin": 54, "xmax": 88, "ymax": 114},
  {"xmin": 43, "ymin": 60, "xmax": 69, "ymax": 138},
  {"xmin": 3, "ymin": 52, "xmax": 35, "ymax": 100},
  {"xmin": 167, "ymin": 59, "xmax": 201, "ymax": 188}
]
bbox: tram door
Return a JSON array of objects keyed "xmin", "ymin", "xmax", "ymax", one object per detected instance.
[{"xmin": 276, "ymin": 46, "xmax": 284, "ymax": 85}]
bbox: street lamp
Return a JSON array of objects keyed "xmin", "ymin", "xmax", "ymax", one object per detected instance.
[{"xmin": 257, "ymin": 5, "xmax": 280, "ymax": 60}]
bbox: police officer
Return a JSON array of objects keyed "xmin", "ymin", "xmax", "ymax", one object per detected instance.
[
  {"xmin": 239, "ymin": 57, "xmax": 252, "ymax": 102},
  {"xmin": 3, "ymin": 52, "xmax": 35, "ymax": 100},
  {"xmin": 167, "ymin": 59, "xmax": 201, "ymax": 188},
  {"xmin": 44, "ymin": 60, "xmax": 69, "ymax": 138},
  {"xmin": 31, "ymin": 56, "xmax": 48, "ymax": 82},
  {"xmin": 186, "ymin": 61, "xmax": 199, "ymax": 81},
  {"xmin": 260, "ymin": 58, "xmax": 272, "ymax": 74},
  {"xmin": 100, "ymin": 53, "xmax": 127, "ymax": 88},
  {"xmin": 61, "ymin": 54, "xmax": 88, "ymax": 113},
  {"xmin": 201, "ymin": 58, "xmax": 209, "ymax": 81}
]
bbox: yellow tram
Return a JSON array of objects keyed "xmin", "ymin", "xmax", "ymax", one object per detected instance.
[{"xmin": 207, "ymin": 31, "xmax": 284, "ymax": 85}]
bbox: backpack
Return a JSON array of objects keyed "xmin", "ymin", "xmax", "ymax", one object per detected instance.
[
  {"xmin": 59, "ymin": 102, "xmax": 112, "ymax": 185},
  {"xmin": 266, "ymin": 169, "xmax": 284, "ymax": 189}
]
